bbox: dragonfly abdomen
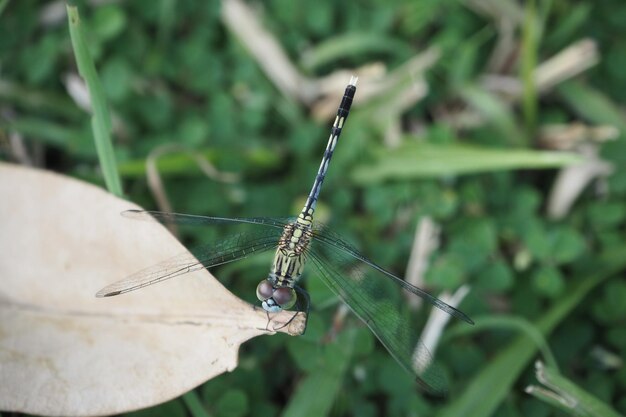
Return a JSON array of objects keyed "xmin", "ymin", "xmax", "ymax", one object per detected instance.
[{"xmin": 301, "ymin": 78, "xmax": 357, "ymax": 217}]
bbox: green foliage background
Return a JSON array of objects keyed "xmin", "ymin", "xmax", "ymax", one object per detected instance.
[{"xmin": 2, "ymin": 0, "xmax": 626, "ymax": 416}]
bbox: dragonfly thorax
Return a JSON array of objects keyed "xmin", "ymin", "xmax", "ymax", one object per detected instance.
[{"xmin": 278, "ymin": 222, "xmax": 312, "ymax": 254}]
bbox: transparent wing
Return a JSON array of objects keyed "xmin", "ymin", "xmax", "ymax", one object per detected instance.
[
  {"xmin": 122, "ymin": 210, "xmax": 290, "ymax": 230},
  {"xmin": 311, "ymin": 223, "xmax": 473, "ymax": 325},
  {"xmin": 96, "ymin": 227, "xmax": 282, "ymax": 297},
  {"xmin": 308, "ymin": 244, "xmax": 449, "ymax": 394}
]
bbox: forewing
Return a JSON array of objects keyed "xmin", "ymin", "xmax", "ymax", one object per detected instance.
[
  {"xmin": 96, "ymin": 228, "xmax": 281, "ymax": 297},
  {"xmin": 122, "ymin": 210, "xmax": 290, "ymax": 229},
  {"xmin": 308, "ymin": 244, "xmax": 448, "ymax": 394},
  {"xmin": 311, "ymin": 223, "xmax": 473, "ymax": 325}
]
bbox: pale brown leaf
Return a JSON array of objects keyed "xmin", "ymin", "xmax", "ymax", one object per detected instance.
[{"xmin": 0, "ymin": 162, "xmax": 304, "ymax": 416}]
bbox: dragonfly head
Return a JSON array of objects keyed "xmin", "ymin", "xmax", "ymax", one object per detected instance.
[{"xmin": 256, "ymin": 280, "xmax": 296, "ymax": 312}]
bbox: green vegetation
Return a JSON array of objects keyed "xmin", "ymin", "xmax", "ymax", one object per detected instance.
[{"xmin": 2, "ymin": 0, "xmax": 625, "ymax": 416}]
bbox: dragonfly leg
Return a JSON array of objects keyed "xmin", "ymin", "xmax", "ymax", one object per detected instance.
[
  {"xmin": 283, "ymin": 285, "xmax": 310, "ymax": 334},
  {"xmin": 261, "ymin": 308, "xmax": 299, "ymax": 334},
  {"xmin": 294, "ymin": 285, "xmax": 310, "ymax": 332},
  {"xmin": 252, "ymin": 308, "xmax": 273, "ymax": 333},
  {"xmin": 263, "ymin": 309, "xmax": 272, "ymax": 332}
]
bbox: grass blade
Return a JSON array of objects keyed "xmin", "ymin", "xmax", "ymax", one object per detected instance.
[
  {"xmin": 67, "ymin": 5, "xmax": 123, "ymax": 196},
  {"xmin": 558, "ymin": 81, "xmax": 626, "ymax": 132},
  {"xmin": 351, "ymin": 142, "xmax": 582, "ymax": 184},
  {"xmin": 460, "ymin": 85, "xmax": 524, "ymax": 146},
  {"xmin": 526, "ymin": 361, "xmax": 624, "ymax": 417},
  {"xmin": 301, "ymin": 32, "xmax": 412, "ymax": 71},
  {"xmin": 445, "ymin": 315, "xmax": 559, "ymax": 371},
  {"xmin": 521, "ymin": 0, "xmax": 539, "ymax": 139},
  {"xmin": 182, "ymin": 391, "xmax": 213, "ymax": 417}
]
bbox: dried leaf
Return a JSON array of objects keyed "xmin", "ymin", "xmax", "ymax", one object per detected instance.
[{"xmin": 0, "ymin": 162, "xmax": 304, "ymax": 416}]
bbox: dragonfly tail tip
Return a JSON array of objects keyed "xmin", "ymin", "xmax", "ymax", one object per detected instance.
[
  {"xmin": 349, "ymin": 75, "xmax": 358, "ymax": 87},
  {"xmin": 95, "ymin": 289, "xmax": 121, "ymax": 298},
  {"xmin": 121, "ymin": 209, "xmax": 141, "ymax": 218}
]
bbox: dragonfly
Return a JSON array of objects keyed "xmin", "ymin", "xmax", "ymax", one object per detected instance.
[{"xmin": 96, "ymin": 76, "xmax": 474, "ymax": 393}]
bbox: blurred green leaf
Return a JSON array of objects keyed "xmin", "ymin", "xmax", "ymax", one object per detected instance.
[
  {"xmin": 449, "ymin": 218, "xmax": 497, "ymax": 272},
  {"xmin": 305, "ymin": 268, "xmax": 339, "ymax": 311},
  {"xmin": 587, "ymin": 202, "xmax": 626, "ymax": 230},
  {"xmin": 545, "ymin": 3, "xmax": 592, "ymax": 48},
  {"xmin": 215, "ymin": 389, "xmax": 248, "ymax": 417},
  {"xmin": 101, "ymin": 58, "xmax": 133, "ymax": 102},
  {"xmin": 92, "ymin": 5, "xmax": 127, "ymax": 41},
  {"xmin": 351, "ymin": 142, "xmax": 582, "ymax": 184},
  {"xmin": 605, "ymin": 41, "xmax": 626, "ymax": 86},
  {"xmin": 398, "ymin": 0, "xmax": 440, "ymax": 36},
  {"xmin": 592, "ymin": 280, "xmax": 626, "ymax": 324},
  {"xmin": 532, "ymin": 265, "xmax": 565, "ymax": 298},
  {"xmin": 136, "ymin": 92, "xmax": 173, "ymax": 130},
  {"xmin": 21, "ymin": 35, "xmax": 61, "ymax": 84},
  {"xmin": 607, "ymin": 328, "xmax": 626, "ymax": 351},
  {"xmin": 522, "ymin": 220, "xmax": 551, "ymax": 261},
  {"xmin": 558, "ymin": 81, "xmax": 626, "ymax": 132},
  {"xmin": 177, "ymin": 115, "xmax": 210, "ymax": 147},
  {"xmin": 0, "ymin": 0, "xmax": 8, "ymax": 17},
  {"xmin": 476, "ymin": 260, "xmax": 515, "ymax": 291},
  {"xmin": 352, "ymin": 327, "xmax": 375, "ymax": 357},
  {"xmin": 301, "ymin": 32, "xmax": 412, "ymax": 71},
  {"xmin": 126, "ymin": 399, "xmax": 187, "ymax": 417},
  {"xmin": 447, "ymin": 39, "xmax": 480, "ymax": 89},
  {"xmin": 550, "ymin": 227, "xmax": 586, "ymax": 265},
  {"xmin": 426, "ymin": 253, "xmax": 465, "ymax": 289}
]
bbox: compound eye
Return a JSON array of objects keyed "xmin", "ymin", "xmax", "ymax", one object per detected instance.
[
  {"xmin": 256, "ymin": 280, "xmax": 274, "ymax": 301},
  {"xmin": 273, "ymin": 287, "xmax": 296, "ymax": 309}
]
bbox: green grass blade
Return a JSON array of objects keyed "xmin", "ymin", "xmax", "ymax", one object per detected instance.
[
  {"xmin": 301, "ymin": 32, "xmax": 412, "ymax": 71},
  {"xmin": 281, "ymin": 330, "xmax": 355, "ymax": 417},
  {"xmin": 439, "ymin": 247, "xmax": 626, "ymax": 417},
  {"xmin": 0, "ymin": 0, "xmax": 9, "ymax": 17},
  {"xmin": 445, "ymin": 315, "xmax": 559, "ymax": 371},
  {"xmin": 5, "ymin": 117, "xmax": 80, "ymax": 149},
  {"xmin": 526, "ymin": 362, "xmax": 624, "ymax": 417},
  {"xmin": 0, "ymin": 80, "xmax": 82, "ymax": 120},
  {"xmin": 117, "ymin": 147, "xmax": 280, "ymax": 177},
  {"xmin": 557, "ymin": 81, "xmax": 626, "ymax": 132},
  {"xmin": 182, "ymin": 391, "xmax": 213, "ymax": 417},
  {"xmin": 351, "ymin": 142, "xmax": 582, "ymax": 184},
  {"xmin": 67, "ymin": 5, "xmax": 123, "ymax": 197},
  {"xmin": 521, "ymin": 0, "xmax": 539, "ymax": 139},
  {"xmin": 460, "ymin": 85, "xmax": 525, "ymax": 146}
]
